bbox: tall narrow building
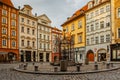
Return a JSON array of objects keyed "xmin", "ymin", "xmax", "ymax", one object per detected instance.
[
  {"xmin": 19, "ymin": 5, "xmax": 38, "ymax": 62},
  {"xmin": 0, "ymin": 0, "xmax": 19, "ymax": 62}
]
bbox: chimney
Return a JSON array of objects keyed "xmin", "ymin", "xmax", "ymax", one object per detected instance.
[
  {"xmin": 35, "ymin": 13, "xmax": 37, "ymax": 17},
  {"xmin": 18, "ymin": 6, "xmax": 20, "ymax": 10}
]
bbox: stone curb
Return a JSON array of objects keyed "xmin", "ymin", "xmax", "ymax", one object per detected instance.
[{"xmin": 14, "ymin": 66, "xmax": 120, "ymax": 75}]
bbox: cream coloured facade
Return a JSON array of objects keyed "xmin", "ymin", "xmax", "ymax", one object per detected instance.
[
  {"xmin": 86, "ymin": 0, "xmax": 111, "ymax": 62},
  {"xmin": 37, "ymin": 14, "xmax": 52, "ymax": 62},
  {"xmin": 19, "ymin": 5, "xmax": 38, "ymax": 62}
]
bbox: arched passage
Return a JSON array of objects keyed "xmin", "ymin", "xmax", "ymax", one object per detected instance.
[{"xmin": 87, "ymin": 50, "xmax": 94, "ymax": 62}]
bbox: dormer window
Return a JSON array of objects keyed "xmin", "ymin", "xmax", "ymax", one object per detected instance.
[
  {"xmin": 94, "ymin": 0, "xmax": 99, "ymax": 5},
  {"xmin": 27, "ymin": 10, "xmax": 30, "ymax": 15}
]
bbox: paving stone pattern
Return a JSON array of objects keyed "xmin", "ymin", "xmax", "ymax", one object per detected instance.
[{"xmin": 0, "ymin": 63, "xmax": 120, "ymax": 80}]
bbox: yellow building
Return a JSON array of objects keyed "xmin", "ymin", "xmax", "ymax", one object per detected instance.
[
  {"xmin": 61, "ymin": 5, "xmax": 87, "ymax": 63},
  {"xmin": 110, "ymin": 0, "xmax": 120, "ymax": 61}
]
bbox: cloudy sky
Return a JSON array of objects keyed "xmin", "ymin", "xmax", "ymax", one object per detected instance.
[{"xmin": 11, "ymin": 0, "xmax": 90, "ymax": 29}]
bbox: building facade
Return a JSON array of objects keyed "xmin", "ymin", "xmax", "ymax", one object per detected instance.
[
  {"xmin": 37, "ymin": 14, "xmax": 52, "ymax": 62},
  {"xmin": 0, "ymin": 0, "xmax": 19, "ymax": 62},
  {"xmin": 61, "ymin": 6, "xmax": 87, "ymax": 63},
  {"xmin": 86, "ymin": 0, "xmax": 111, "ymax": 62},
  {"xmin": 51, "ymin": 27, "xmax": 62, "ymax": 63},
  {"xmin": 110, "ymin": 0, "xmax": 120, "ymax": 61},
  {"xmin": 19, "ymin": 5, "xmax": 38, "ymax": 62}
]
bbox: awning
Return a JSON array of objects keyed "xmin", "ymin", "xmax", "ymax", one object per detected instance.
[{"xmin": 0, "ymin": 52, "xmax": 8, "ymax": 54}]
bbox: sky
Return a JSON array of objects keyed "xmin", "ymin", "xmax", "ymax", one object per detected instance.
[{"xmin": 11, "ymin": 0, "xmax": 90, "ymax": 29}]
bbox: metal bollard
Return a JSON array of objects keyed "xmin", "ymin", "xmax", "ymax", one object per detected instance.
[
  {"xmin": 76, "ymin": 65, "xmax": 80, "ymax": 72},
  {"xmin": 54, "ymin": 67, "xmax": 58, "ymax": 72},
  {"xmin": 34, "ymin": 66, "xmax": 38, "ymax": 71},
  {"xmin": 94, "ymin": 64, "xmax": 98, "ymax": 70},
  {"xmin": 106, "ymin": 63, "xmax": 110, "ymax": 69}
]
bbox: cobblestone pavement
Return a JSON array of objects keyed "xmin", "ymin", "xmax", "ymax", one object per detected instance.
[{"xmin": 0, "ymin": 63, "xmax": 120, "ymax": 80}]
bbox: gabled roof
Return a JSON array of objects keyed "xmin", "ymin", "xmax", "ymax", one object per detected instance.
[
  {"xmin": 61, "ymin": 5, "xmax": 88, "ymax": 26},
  {"xmin": 37, "ymin": 14, "xmax": 51, "ymax": 23},
  {"xmin": 0, "ymin": 0, "xmax": 14, "ymax": 7}
]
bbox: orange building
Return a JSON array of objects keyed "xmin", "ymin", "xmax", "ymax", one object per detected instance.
[
  {"xmin": 0, "ymin": 0, "xmax": 19, "ymax": 62},
  {"xmin": 51, "ymin": 27, "xmax": 62, "ymax": 63}
]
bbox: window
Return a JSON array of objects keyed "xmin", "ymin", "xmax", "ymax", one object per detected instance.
[
  {"xmin": 2, "ymin": 28, "xmax": 7, "ymax": 34},
  {"xmin": 27, "ymin": 28, "xmax": 30, "ymax": 34},
  {"xmin": 100, "ymin": 36, "xmax": 104, "ymax": 43},
  {"xmin": 106, "ymin": 5, "xmax": 110, "ymax": 12},
  {"xmin": 118, "ymin": 8, "xmax": 120, "ymax": 18},
  {"xmin": 40, "ymin": 34, "xmax": 42, "ymax": 39},
  {"xmin": 95, "ymin": 22, "xmax": 99, "ymax": 30},
  {"xmin": 91, "ymin": 24, "xmax": 94, "ymax": 31},
  {"xmin": 11, "ymin": 13, "xmax": 16, "ymax": 19},
  {"xmin": 95, "ymin": 0, "xmax": 98, "ymax": 5},
  {"xmin": 95, "ymin": 37, "xmax": 99, "ymax": 44},
  {"xmin": 86, "ymin": 14, "xmax": 89, "ymax": 20},
  {"xmin": 21, "ymin": 40, "xmax": 24, "ymax": 46},
  {"xmin": 118, "ymin": 28, "xmax": 120, "ymax": 38},
  {"xmin": 12, "ymin": 41, "xmax": 15, "ymax": 47},
  {"xmin": 66, "ymin": 26, "xmax": 68, "ymax": 32},
  {"xmin": 47, "ymin": 44, "xmax": 50, "ymax": 49},
  {"xmin": 27, "ymin": 10, "xmax": 30, "ymax": 15},
  {"xmin": 32, "ymin": 41, "xmax": 35, "ymax": 47},
  {"xmin": 100, "ymin": 8, "xmax": 104, "ymax": 14},
  {"xmin": 95, "ymin": 10, "xmax": 99, "ymax": 16},
  {"xmin": 87, "ymin": 39, "xmax": 89, "ymax": 45},
  {"xmin": 78, "ymin": 21, "xmax": 82, "ymax": 28},
  {"xmin": 91, "ymin": 12, "xmax": 94, "ymax": 18},
  {"xmin": 27, "ymin": 41, "xmax": 30, "ymax": 47},
  {"xmin": 11, "ymin": 20, "xmax": 16, "ymax": 26},
  {"xmin": 91, "ymin": 37, "xmax": 94, "ymax": 44},
  {"xmin": 27, "ymin": 20, "xmax": 30, "ymax": 24},
  {"xmin": 2, "ymin": 9, "xmax": 7, "ymax": 16},
  {"xmin": 87, "ymin": 26, "xmax": 89, "ymax": 32},
  {"xmin": 21, "ymin": 18, "xmax": 24, "ymax": 22},
  {"xmin": 2, "ymin": 17, "xmax": 7, "ymax": 24},
  {"xmin": 47, "ymin": 36, "xmax": 49, "ymax": 40},
  {"xmin": 2, "ymin": 40, "xmax": 6, "ymax": 46},
  {"xmin": 78, "ymin": 35, "xmax": 82, "ymax": 43},
  {"xmin": 71, "ymin": 23, "xmax": 75, "ymax": 31},
  {"xmin": 32, "ymin": 21, "xmax": 35, "ymax": 26},
  {"xmin": 39, "ymin": 43, "xmax": 42, "ymax": 49},
  {"xmin": 106, "ymin": 34, "xmax": 110, "ymax": 42},
  {"xmin": 32, "ymin": 29, "xmax": 35, "ymax": 35},
  {"xmin": 21, "ymin": 26, "xmax": 24, "ymax": 32},
  {"xmin": 12, "ymin": 31, "xmax": 16, "ymax": 36},
  {"xmin": 100, "ymin": 21, "xmax": 104, "ymax": 28},
  {"xmin": 44, "ymin": 43, "xmax": 46, "ymax": 49},
  {"xmin": 44, "ymin": 35, "xmax": 46, "ymax": 40}
]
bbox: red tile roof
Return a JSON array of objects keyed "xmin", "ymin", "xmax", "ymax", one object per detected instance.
[{"xmin": 0, "ymin": 0, "xmax": 14, "ymax": 7}]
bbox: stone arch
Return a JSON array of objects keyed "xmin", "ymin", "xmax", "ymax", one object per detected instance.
[{"xmin": 86, "ymin": 50, "xmax": 94, "ymax": 62}]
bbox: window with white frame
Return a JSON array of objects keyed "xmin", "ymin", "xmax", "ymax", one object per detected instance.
[
  {"xmin": 106, "ymin": 34, "xmax": 110, "ymax": 42},
  {"xmin": 2, "ymin": 9, "xmax": 7, "ymax": 16},
  {"xmin": 11, "ymin": 13, "xmax": 16, "ymax": 19},
  {"xmin": 2, "ymin": 17, "xmax": 7, "ymax": 24},
  {"xmin": 100, "ymin": 21, "xmax": 104, "ymax": 28},
  {"xmin": 2, "ymin": 28, "xmax": 7, "ymax": 34},
  {"xmin": 12, "ymin": 41, "xmax": 16, "ymax": 47},
  {"xmin": 87, "ymin": 38, "xmax": 89, "ymax": 45},
  {"xmin": 106, "ymin": 5, "xmax": 110, "ymax": 12},
  {"xmin": 47, "ymin": 44, "xmax": 50, "ymax": 49},
  {"xmin": 11, "ymin": 20, "xmax": 16, "ymax": 26},
  {"xmin": 106, "ymin": 16, "xmax": 110, "ymax": 27},
  {"xmin": 21, "ymin": 40, "xmax": 24, "ymax": 46},
  {"xmin": 2, "ymin": 39, "xmax": 6, "ymax": 46},
  {"xmin": 100, "ymin": 35, "xmax": 104, "ymax": 43},
  {"xmin": 12, "ymin": 31, "xmax": 16, "ymax": 36},
  {"xmin": 95, "ymin": 21, "xmax": 99, "ymax": 30},
  {"xmin": 100, "ymin": 8, "xmax": 104, "ymax": 14},
  {"xmin": 91, "ymin": 37, "xmax": 94, "ymax": 44},
  {"xmin": 95, "ymin": 37, "xmax": 99, "ymax": 44},
  {"xmin": 95, "ymin": 10, "xmax": 99, "ymax": 16},
  {"xmin": 21, "ymin": 26, "xmax": 24, "ymax": 32},
  {"xmin": 87, "ymin": 26, "xmax": 89, "ymax": 32},
  {"xmin": 118, "ymin": 8, "xmax": 120, "ymax": 18},
  {"xmin": 71, "ymin": 23, "xmax": 75, "ymax": 31},
  {"xmin": 91, "ymin": 24, "xmax": 94, "ymax": 31},
  {"xmin": 78, "ymin": 34, "xmax": 82, "ymax": 43},
  {"xmin": 78, "ymin": 20, "xmax": 82, "ymax": 28}
]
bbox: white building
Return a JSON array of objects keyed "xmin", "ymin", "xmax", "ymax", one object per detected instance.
[
  {"xmin": 19, "ymin": 5, "xmax": 38, "ymax": 62},
  {"xmin": 86, "ymin": 0, "xmax": 111, "ymax": 62},
  {"xmin": 37, "ymin": 14, "xmax": 52, "ymax": 62}
]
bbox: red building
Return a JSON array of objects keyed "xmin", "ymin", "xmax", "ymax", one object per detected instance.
[
  {"xmin": 51, "ymin": 27, "xmax": 62, "ymax": 63},
  {"xmin": 0, "ymin": 0, "xmax": 19, "ymax": 62}
]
